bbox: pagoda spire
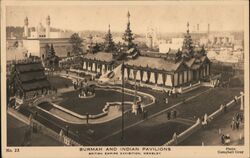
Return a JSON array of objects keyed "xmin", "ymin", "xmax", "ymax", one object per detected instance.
[
  {"xmin": 187, "ymin": 22, "xmax": 190, "ymax": 33},
  {"xmin": 123, "ymin": 11, "xmax": 134, "ymax": 50},
  {"xmin": 182, "ymin": 21, "xmax": 193, "ymax": 56},
  {"xmin": 104, "ymin": 24, "xmax": 116, "ymax": 52},
  {"xmin": 127, "ymin": 11, "xmax": 130, "ymax": 23}
]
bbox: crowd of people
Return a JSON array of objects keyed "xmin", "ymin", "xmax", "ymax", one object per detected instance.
[{"xmin": 220, "ymin": 112, "xmax": 244, "ymax": 145}]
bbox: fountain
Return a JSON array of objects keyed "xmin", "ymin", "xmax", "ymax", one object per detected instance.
[{"xmin": 78, "ymin": 81, "xmax": 95, "ymax": 99}]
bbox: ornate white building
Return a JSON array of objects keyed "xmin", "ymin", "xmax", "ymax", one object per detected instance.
[{"xmin": 24, "ymin": 15, "xmax": 71, "ymax": 39}]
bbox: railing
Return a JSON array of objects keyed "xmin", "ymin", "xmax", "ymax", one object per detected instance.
[
  {"xmin": 179, "ymin": 81, "xmax": 201, "ymax": 94},
  {"xmin": 8, "ymin": 108, "xmax": 81, "ymax": 146}
]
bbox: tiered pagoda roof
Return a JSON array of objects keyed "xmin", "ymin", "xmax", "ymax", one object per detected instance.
[{"xmin": 12, "ymin": 61, "xmax": 51, "ymax": 92}]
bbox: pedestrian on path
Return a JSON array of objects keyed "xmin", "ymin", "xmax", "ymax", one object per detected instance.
[
  {"xmin": 221, "ymin": 134, "xmax": 225, "ymax": 145},
  {"xmin": 167, "ymin": 111, "xmax": 171, "ymax": 120},
  {"xmin": 173, "ymin": 110, "xmax": 177, "ymax": 119},
  {"xmin": 236, "ymin": 121, "xmax": 240, "ymax": 130},
  {"xmin": 231, "ymin": 120, "xmax": 235, "ymax": 130},
  {"xmin": 165, "ymin": 98, "xmax": 169, "ymax": 104}
]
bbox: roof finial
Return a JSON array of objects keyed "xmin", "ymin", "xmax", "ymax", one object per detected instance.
[
  {"xmin": 187, "ymin": 22, "xmax": 190, "ymax": 33},
  {"xmin": 108, "ymin": 24, "xmax": 110, "ymax": 30}
]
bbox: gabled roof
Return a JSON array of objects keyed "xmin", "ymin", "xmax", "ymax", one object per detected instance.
[
  {"xmin": 16, "ymin": 63, "xmax": 44, "ymax": 72},
  {"xmin": 185, "ymin": 58, "xmax": 196, "ymax": 68},
  {"xmin": 188, "ymin": 56, "xmax": 210, "ymax": 70},
  {"xmin": 21, "ymin": 80, "xmax": 51, "ymax": 91},
  {"xmin": 19, "ymin": 71, "xmax": 46, "ymax": 82},
  {"xmin": 125, "ymin": 56, "xmax": 183, "ymax": 72}
]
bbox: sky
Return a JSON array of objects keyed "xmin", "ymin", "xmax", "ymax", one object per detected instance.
[{"xmin": 6, "ymin": 4, "xmax": 245, "ymax": 34}]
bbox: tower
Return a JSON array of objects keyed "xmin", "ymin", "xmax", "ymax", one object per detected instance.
[
  {"xmin": 24, "ymin": 17, "xmax": 29, "ymax": 37},
  {"xmin": 122, "ymin": 11, "xmax": 134, "ymax": 50},
  {"xmin": 46, "ymin": 15, "xmax": 51, "ymax": 38}
]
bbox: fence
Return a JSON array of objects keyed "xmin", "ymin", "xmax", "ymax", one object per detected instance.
[
  {"xmin": 163, "ymin": 92, "xmax": 244, "ymax": 146},
  {"xmin": 8, "ymin": 108, "xmax": 81, "ymax": 146},
  {"xmin": 180, "ymin": 81, "xmax": 201, "ymax": 94}
]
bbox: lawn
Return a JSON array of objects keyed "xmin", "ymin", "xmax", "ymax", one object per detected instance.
[{"xmin": 54, "ymin": 88, "xmax": 135, "ymax": 115}]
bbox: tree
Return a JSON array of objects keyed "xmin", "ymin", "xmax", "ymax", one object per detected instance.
[
  {"xmin": 69, "ymin": 33, "xmax": 83, "ymax": 56},
  {"xmin": 89, "ymin": 43, "xmax": 101, "ymax": 54},
  {"xmin": 44, "ymin": 44, "xmax": 50, "ymax": 59},
  {"xmin": 122, "ymin": 11, "xmax": 135, "ymax": 50},
  {"xmin": 44, "ymin": 43, "xmax": 59, "ymax": 70},
  {"xmin": 182, "ymin": 22, "xmax": 194, "ymax": 56},
  {"xmin": 104, "ymin": 25, "xmax": 116, "ymax": 52}
]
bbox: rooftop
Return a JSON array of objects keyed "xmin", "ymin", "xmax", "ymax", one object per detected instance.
[
  {"xmin": 15, "ymin": 62, "xmax": 44, "ymax": 73},
  {"xmin": 83, "ymin": 52, "xmax": 114, "ymax": 62},
  {"xmin": 125, "ymin": 56, "xmax": 183, "ymax": 72},
  {"xmin": 19, "ymin": 71, "xmax": 46, "ymax": 82},
  {"xmin": 13, "ymin": 61, "xmax": 51, "ymax": 92},
  {"xmin": 21, "ymin": 80, "xmax": 51, "ymax": 91}
]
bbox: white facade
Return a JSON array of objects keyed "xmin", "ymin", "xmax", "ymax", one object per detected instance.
[
  {"xmin": 22, "ymin": 40, "xmax": 41, "ymax": 57},
  {"xmin": 172, "ymin": 38, "xmax": 184, "ymax": 45},
  {"xmin": 22, "ymin": 38, "xmax": 72, "ymax": 58},
  {"xmin": 159, "ymin": 38, "xmax": 184, "ymax": 53}
]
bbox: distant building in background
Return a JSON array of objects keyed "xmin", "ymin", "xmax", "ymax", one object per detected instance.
[
  {"xmin": 7, "ymin": 15, "xmax": 74, "ymax": 62},
  {"xmin": 145, "ymin": 26, "xmax": 158, "ymax": 49},
  {"xmin": 208, "ymin": 33, "xmax": 234, "ymax": 46},
  {"xmin": 25, "ymin": 15, "xmax": 72, "ymax": 39},
  {"xmin": 22, "ymin": 38, "xmax": 72, "ymax": 58},
  {"xmin": 159, "ymin": 38, "xmax": 184, "ymax": 53}
]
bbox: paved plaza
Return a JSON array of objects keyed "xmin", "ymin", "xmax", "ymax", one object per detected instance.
[{"xmin": 180, "ymin": 104, "xmax": 244, "ymax": 146}]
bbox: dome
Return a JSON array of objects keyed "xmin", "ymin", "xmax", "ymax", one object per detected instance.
[{"xmin": 37, "ymin": 22, "xmax": 45, "ymax": 32}]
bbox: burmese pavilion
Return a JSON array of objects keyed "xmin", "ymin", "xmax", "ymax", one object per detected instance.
[{"xmin": 78, "ymin": 12, "xmax": 211, "ymax": 88}]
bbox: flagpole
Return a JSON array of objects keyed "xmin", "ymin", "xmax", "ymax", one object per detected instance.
[{"xmin": 121, "ymin": 61, "xmax": 125, "ymax": 144}]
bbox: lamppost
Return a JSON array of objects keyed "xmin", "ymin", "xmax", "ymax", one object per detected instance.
[{"xmin": 86, "ymin": 113, "xmax": 89, "ymax": 124}]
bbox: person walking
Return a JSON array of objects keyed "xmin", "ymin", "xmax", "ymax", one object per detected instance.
[
  {"xmin": 221, "ymin": 134, "xmax": 225, "ymax": 145},
  {"xmin": 231, "ymin": 120, "xmax": 235, "ymax": 130},
  {"xmin": 173, "ymin": 110, "xmax": 177, "ymax": 119},
  {"xmin": 167, "ymin": 111, "xmax": 171, "ymax": 120},
  {"xmin": 236, "ymin": 121, "xmax": 240, "ymax": 130}
]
